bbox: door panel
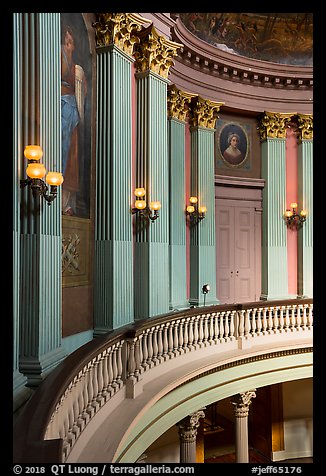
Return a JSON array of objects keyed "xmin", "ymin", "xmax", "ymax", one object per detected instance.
[{"xmin": 216, "ymin": 201, "xmax": 256, "ymax": 304}]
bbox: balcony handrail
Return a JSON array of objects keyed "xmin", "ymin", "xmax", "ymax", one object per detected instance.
[{"xmin": 13, "ymin": 298, "xmax": 313, "ymax": 463}]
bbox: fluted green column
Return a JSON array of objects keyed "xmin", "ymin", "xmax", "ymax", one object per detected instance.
[
  {"xmin": 189, "ymin": 97, "xmax": 223, "ymax": 306},
  {"xmin": 13, "ymin": 13, "xmax": 27, "ymax": 396},
  {"xmin": 258, "ymin": 112, "xmax": 294, "ymax": 300},
  {"xmin": 18, "ymin": 13, "xmax": 65, "ymax": 386},
  {"xmin": 93, "ymin": 25, "xmax": 137, "ymax": 333},
  {"xmin": 167, "ymin": 86, "xmax": 196, "ymax": 310},
  {"xmin": 134, "ymin": 70, "xmax": 169, "ymax": 318},
  {"xmin": 297, "ymin": 114, "xmax": 313, "ymax": 297},
  {"xmin": 133, "ymin": 25, "xmax": 182, "ymax": 319}
]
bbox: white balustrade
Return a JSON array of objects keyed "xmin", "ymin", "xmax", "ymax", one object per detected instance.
[{"xmin": 43, "ymin": 301, "xmax": 313, "ymax": 461}]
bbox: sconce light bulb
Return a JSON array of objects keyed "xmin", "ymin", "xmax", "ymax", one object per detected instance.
[
  {"xmin": 189, "ymin": 196, "xmax": 198, "ymax": 204},
  {"xmin": 46, "ymin": 172, "xmax": 64, "ymax": 186},
  {"xmin": 135, "ymin": 199, "xmax": 147, "ymax": 210},
  {"xmin": 290, "ymin": 202, "xmax": 298, "ymax": 210},
  {"xmin": 150, "ymin": 201, "xmax": 161, "ymax": 211},
  {"xmin": 186, "ymin": 205, "xmax": 195, "ymax": 214},
  {"xmin": 284, "ymin": 210, "xmax": 293, "ymax": 218},
  {"xmin": 134, "ymin": 187, "xmax": 146, "ymax": 198},
  {"xmin": 26, "ymin": 162, "xmax": 46, "ymax": 179},
  {"xmin": 300, "ymin": 210, "xmax": 307, "ymax": 217},
  {"xmin": 202, "ymin": 284, "xmax": 210, "ymax": 294},
  {"xmin": 199, "ymin": 206, "xmax": 207, "ymax": 214},
  {"xmin": 24, "ymin": 145, "xmax": 43, "ymax": 161}
]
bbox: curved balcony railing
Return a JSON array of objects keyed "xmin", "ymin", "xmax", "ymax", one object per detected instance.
[{"xmin": 13, "ymin": 298, "xmax": 313, "ymax": 463}]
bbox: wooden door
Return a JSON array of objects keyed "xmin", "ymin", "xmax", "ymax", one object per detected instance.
[{"xmin": 216, "ymin": 201, "xmax": 256, "ymax": 304}]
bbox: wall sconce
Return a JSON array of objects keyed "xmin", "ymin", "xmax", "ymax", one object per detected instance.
[
  {"xmin": 131, "ymin": 187, "xmax": 161, "ymax": 222},
  {"xmin": 202, "ymin": 283, "xmax": 210, "ymax": 306},
  {"xmin": 186, "ymin": 196, "xmax": 207, "ymax": 225},
  {"xmin": 284, "ymin": 202, "xmax": 307, "ymax": 230},
  {"xmin": 20, "ymin": 145, "xmax": 64, "ymax": 204}
]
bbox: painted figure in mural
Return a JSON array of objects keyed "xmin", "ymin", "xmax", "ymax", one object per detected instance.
[
  {"xmin": 222, "ymin": 132, "xmax": 244, "ymax": 165},
  {"xmin": 61, "ymin": 24, "xmax": 87, "ymax": 215}
]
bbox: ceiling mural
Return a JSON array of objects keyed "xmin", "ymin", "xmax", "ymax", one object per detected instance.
[{"xmin": 179, "ymin": 13, "xmax": 313, "ymax": 66}]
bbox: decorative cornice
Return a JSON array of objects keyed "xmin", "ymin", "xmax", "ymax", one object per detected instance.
[
  {"xmin": 189, "ymin": 96, "xmax": 224, "ymax": 129},
  {"xmin": 297, "ymin": 113, "xmax": 313, "ymax": 140},
  {"xmin": 257, "ymin": 111, "xmax": 296, "ymax": 141},
  {"xmin": 167, "ymin": 84, "xmax": 197, "ymax": 122},
  {"xmin": 172, "ymin": 17, "xmax": 313, "ymax": 92},
  {"xmin": 134, "ymin": 24, "xmax": 183, "ymax": 79},
  {"xmin": 93, "ymin": 13, "xmax": 151, "ymax": 56}
]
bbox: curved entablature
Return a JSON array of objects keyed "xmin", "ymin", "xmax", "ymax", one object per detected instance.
[
  {"xmin": 169, "ymin": 17, "xmax": 313, "ymax": 114},
  {"xmin": 13, "ymin": 299, "xmax": 313, "ymax": 463}
]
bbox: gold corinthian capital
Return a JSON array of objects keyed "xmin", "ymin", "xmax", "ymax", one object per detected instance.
[
  {"xmin": 189, "ymin": 96, "xmax": 224, "ymax": 129},
  {"xmin": 93, "ymin": 13, "xmax": 151, "ymax": 56},
  {"xmin": 257, "ymin": 111, "xmax": 297, "ymax": 141},
  {"xmin": 134, "ymin": 24, "xmax": 183, "ymax": 79},
  {"xmin": 167, "ymin": 85, "xmax": 198, "ymax": 122},
  {"xmin": 297, "ymin": 113, "xmax": 313, "ymax": 140}
]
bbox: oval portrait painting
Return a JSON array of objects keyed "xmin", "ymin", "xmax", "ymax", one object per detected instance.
[{"xmin": 219, "ymin": 122, "xmax": 248, "ymax": 167}]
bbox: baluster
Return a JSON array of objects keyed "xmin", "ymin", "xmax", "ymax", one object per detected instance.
[
  {"xmin": 101, "ymin": 349, "xmax": 110, "ymax": 401},
  {"xmin": 152, "ymin": 327, "xmax": 159, "ymax": 364},
  {"xmin": 307, "ymin": 304, "xmax": 313, "ymax": 330},
  {"xmin": 214, "ymin": 312, "xmax": 220, "ymax": 343},
  {"xmin": 273, "ymin": 307, "xmax": 280, "ymax": 333},
  {"xmin": 284, "ymin": 306, "xmax": 290, "ymax": 332},
  {"xmin": 81, "ymin": 365, "xmax": 91, "ymax": 423},
  {"xmin": 193, "ymin": 316, "xmax": 199, "ymax": 349},
  {"xmin": 162, "ymin": 324, "xmax": 169, "ymax": 359},
  {"xmin": 250, "ymin": 308, "xmax": 257, "ymax": 337},
  {"xmin": 203, "ymin": 315, "xmax": 209, "ymax": 346},
  {"xmin": 75, "ymin": 371, "xmax": 86, "ymax": 430},
  {"xmin": 111, "ymin": 345, "xmax": 119, "ymax": 390},
  {"xmin": 188, "ymin": 318, "xmax": 194, "ymax": 351},
  {"xmin": 157, "ymin": 326, "xmax": 164, "ymax": 361},
  {"xmin": 279, "ymin": 306, "xmax": 285, "ymax": 333},
  {"xmin": 147, "ymin": 328, "xmax": 154, "ymax": 367},
  {"xmin": 86, "ymin": 362, "xmax": 96, "ymax": 417},
  {"xmin": 168, "ymin": 323, "xmax": 174, "ymax": 358},
  {"xmin": 224, "ymin": 312, "xmax": 230, "ymax": 342},
  {"xmin": 198, "ymin": 315, "xmax": 204, "ymax": 347},
  {"xmin": 107, "ymin": 347, "xmax": 115, "ymax": 395},
  {"xmin": 71, "ymin": 376, "xmax": 82, "ymax": 439},
  {"xmin": 290, "ymin": 306, "xmax": 296, "ymax": 332},
  {"xmin": 173, "ymin": 320, "xmax": 179, "ymax": 356},
  {"xmin": 178, "ymin": 319, "xmax": 184, "ymax": 353},
  {"xmin": 296, "ymin": 305, "xmax": 303, "ymax": 332},
  {"xmin": 116, "ymin": 341, "xmax": 124, "ymax": 387},
  {"xmin": 127, "ymin": 339, "xmax": 136, "ymax": 380},
  {"xmin": 238, "ymin": 310, "xmax": 245, "ymax": 338},
  {"xmin": 219, "ymin": 312, "xmax": 225, "ymax": 343},
  {"xmin": 229, "ymin": 311, "xmax": 236, "ymax": 341},
  {"xmin": 138, "ymin": 334, "xmax": 144, "ymax": 371},
  {"xmin": 302, "ymin": 305, "xmax": 308, "ymax": 331},
  {"xmin": 256, "ymin": 308, "xmax": 262, "ymax": 335},
  {"xmin": 142, "ymin": 331, "xmax": 149, "ymax": 371},
  {"xmin": 208, "ymin": 313, "xmax": 214, "ymax": 345},
  {"xmin": 261, "ymin": 308, "xmax": 268, "ymax": 334},
  {"xmin": 91, "ymin": 357, "xmax": 100, "ymax": 412},
  {"xmin": 267, "ymin": 307, "xmax": 274, "ymax": 334},
  {"xmin": 134, "ymin": 338, "xmax": 141, "ymax": 377},
  {"xmin": 96, "ymin": 354, "xmax": 105, "ymax": 406},
  {"xmin": 183, "ymin": 318, "xmax": 189, "ymax": 352},
  {"xmin": 244, "ymin": 309, "xmax": 251, "ymax": 338}
]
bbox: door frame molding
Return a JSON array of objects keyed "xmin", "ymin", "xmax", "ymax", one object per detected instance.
[{"xmin": 215, "ymin": 175, "xmax": 265, "ymax": 303}]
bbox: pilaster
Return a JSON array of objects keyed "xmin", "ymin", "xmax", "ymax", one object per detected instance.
[
  {"xmin": 297, "ymin": 114, "xmax": 313, "ymax": 298},
  {"xmin": 189, "ymin": 97, "xmax": 223, "ymax": 306},
  {"xmin": 93, "ymin": 14, "xmax": 148, "ymax": 332},
  {"xmin": 167, "ymin": 85, "xmax": 197, "ymax": 309},
  {"xmin": 258, "ymin": 111, "xmax": 294, "ymax": 300},
  {"xmin": 18, "ymin": 13, "xmax": 65, "ymax": 386},
  {"xmin": 133, "ymin": 25, "xmax": 182, "ymax": 319}
]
